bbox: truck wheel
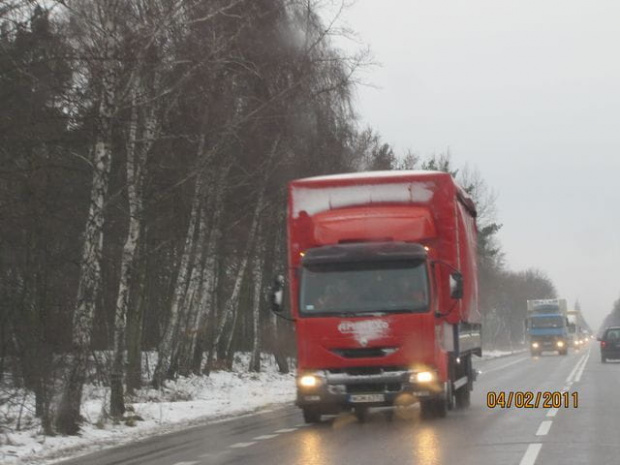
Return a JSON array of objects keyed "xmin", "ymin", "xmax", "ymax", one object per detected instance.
[
  {"xmin": 446, "ymin": 382, "xmax": 455, "ymax": 411},
  {"xmin": 560, "ymin": 349, "xmax": 568, "ymax": 356},
  {"xmin": 455, "ymin": 387, "xmax": 471, "ymax": 409},
  {"xmin": 354, "ymin": 406, "xmax": 368, "ymax": 422},
  {"xmin": 420, "ymin": 400, "xmax": 435, "ymax": 419},
  {"xmin": 434, "ymin": 397, "xmax": 448, "ymax": 418},
  {"xmin": 302, "ymin": 407, "xmax": 321, "ymax": 424}
]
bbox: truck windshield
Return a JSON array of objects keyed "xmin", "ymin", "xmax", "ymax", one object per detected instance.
[
  {"xmin": 531, "ymin": 316, "xmax": 564, "ymax": 329},
  {"xmin": 299, "ymin": 260, "xmax": 429, "ymax": 316}
]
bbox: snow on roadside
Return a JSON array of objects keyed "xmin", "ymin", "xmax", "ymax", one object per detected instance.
[
  {"xmin": 480, "ymin": 348, "xmax": 526, "ymax": 360},
  {"xmin": 0, "ymin": 357, "xmax": 295, "ymax": 465}
]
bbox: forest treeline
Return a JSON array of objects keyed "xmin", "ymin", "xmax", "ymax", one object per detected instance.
[{"xmin": 0, "ymin": 1, "xmax": 555, "ymax": 435}]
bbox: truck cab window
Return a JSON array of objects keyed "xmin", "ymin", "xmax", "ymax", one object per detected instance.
[{"xmin": 299, "ymin": 260, "xmax": 429, "ymax": 316}]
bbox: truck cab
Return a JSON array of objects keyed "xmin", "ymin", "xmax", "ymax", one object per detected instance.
[{"xmin": 526, "ymin": 313, "xmax": 569, "ymax": 355}]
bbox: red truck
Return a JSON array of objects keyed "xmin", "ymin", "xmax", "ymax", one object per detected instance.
[{"xmin": 271, "ymin": 171, "xmax": 481, "ymax": 422}]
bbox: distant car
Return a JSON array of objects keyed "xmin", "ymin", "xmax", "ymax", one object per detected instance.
[{"xmin": 599, "ymin": 327, "xmax": 620, "ymax": 363}]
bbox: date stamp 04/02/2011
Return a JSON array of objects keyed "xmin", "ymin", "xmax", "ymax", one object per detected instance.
[{"xmin": 486, "ymin": 391, "xmax": 578, "ymax": 409}]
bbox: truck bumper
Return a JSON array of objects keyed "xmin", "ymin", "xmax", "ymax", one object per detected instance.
[
  {"xmin": 530, "ymin": 338, "xmax": 568, "ymax": 352},
  {"xmin": 295, "ymin": 368, "xmax": 443, "ymax": 412}
]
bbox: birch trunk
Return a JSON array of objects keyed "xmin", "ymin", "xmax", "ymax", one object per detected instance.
[
  {"xmin": 170, "ymin": 162, "xmax": 225, "ymax": 376},
  {"xmin": 126, "ymin": 248, "xmax": 146, "ymax": 394},
  {"xmin": 270, "ymin": 209, "xmax": 289, "ymax": 374},
  {"xmin": 223, "ymin": 295, "xmax": 240, "ymax": 368},
  {"xmin": 249, "ymin": 229, "xmax": 265, "ymax": 372},
  {"xmin": 182, "ymin": 166, "xmax": 228, "ymax": 374},
  {"xmin": 206, "ymin": 175, "xmax": 267, "ymax": 373},
  {"xmin": 152, "ymin": 135, "xmax": 213, "ymax": 388},
  {"xmin": 56, "ymin": 25, "xmax": 117, "ymax": 435},
  {"xmin": 110, "ymin": 90, "xmax": 156, "ymax": 417}
]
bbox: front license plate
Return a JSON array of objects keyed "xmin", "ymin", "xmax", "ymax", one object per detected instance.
[{"xmin": 349, "ymin": 394, "xmax": 385, "ymax": 403}]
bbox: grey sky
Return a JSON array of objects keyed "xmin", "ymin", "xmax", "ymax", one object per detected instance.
[{"xmin": 334, "ymin": 0, "xmax": 620, "ymax": 329}]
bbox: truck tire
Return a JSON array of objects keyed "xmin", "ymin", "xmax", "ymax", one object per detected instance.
[
  {"xmin": 420, "ymin": 399, "xmax": 435, "ymax": 419},
  {"xmin": 302, "ymin": 407, "xmax": 321, "ymax": 424},
  {"xmin": 559, "ymin": 349, "xmax": 568, "ymax": 356},
  {"xmin": 354, "ymin": 406, "xmax": 368, "ymax": 422},
  {"xmin": 434, "ymin": 397, "xmax": 448, "ymax": 418},
  {"xmin": 455, "ymin": 387, "xmax": 471, "ymax": 409}
]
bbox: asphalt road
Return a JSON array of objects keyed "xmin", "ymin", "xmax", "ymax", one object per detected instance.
[{"xmin": 59, "ymin": 343, "xmax": 617, "ymax": 465}]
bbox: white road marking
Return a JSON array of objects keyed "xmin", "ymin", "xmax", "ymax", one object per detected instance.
[
  {"xmin": 536, "ymin": 420, "xmax": 553, "ymax": 436},
  {"xmin": 199, "ymin": 451, "xmax": 230, "ymax": 459},
  {"xmin": 519, "ymin": 443, "xmax": 542, "ymax": 465},
  {"xmin": 253, "ymin": 434, "xmax": 279, "ymax": 440},
  {"xmin": 574, "ymin": 349, "xmax": 590, "ymax": 382},
  {"xmin": 546, "ymin": 407, "xmax": 559, "ymax": 417},
  {"xmin": 295, "ymin": 423, "xmax": 310, "ymax": 428},
  {"xmin": 274, "ymin": 428, "xmax": 298, "ymax": 433},
  {"xmin": 173, "ymin": 462, "xmax": 199, "ymax": 465},
  {"xmin": 566, "ymin": 354, "xmax": 587, "ymax": 383},
  {"xmin": 479, "ymin": 357, "xmax": 529, "ymax": 375},
  {"xmin": 230, "ymin": 442, "xmax": 257, "ymax": 449}
]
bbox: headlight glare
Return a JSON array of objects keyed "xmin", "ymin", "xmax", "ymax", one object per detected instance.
[
  {"xmin": 413, "ymin": 371, "xmax": 434, "ymax": 383},
  {"xmin": 299, "ymin": 375, "xmax": 319, "ymax": 388}
]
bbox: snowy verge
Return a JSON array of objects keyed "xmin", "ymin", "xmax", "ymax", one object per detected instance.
[
  {"xmin": 479, "ymin": 348, "xmax": 527, "ymax": 360},
  {"xmin": 1, "ymin": 364, "xmax": 295, "ymax": 465}
]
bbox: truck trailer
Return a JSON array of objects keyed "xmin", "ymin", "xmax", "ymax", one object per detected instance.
[
  {"xmin": 272, "ymin": 171, "xmax": 481, "ymax": 423},
  {"xmin": 526, "ymin": 299, "xmax": 570, "ymax": 356}
]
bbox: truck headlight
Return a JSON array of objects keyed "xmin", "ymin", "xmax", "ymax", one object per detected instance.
[
  {"xmin": 556, "ymin": 341, "xmax": 565, "ymax": 348},
  {"xmin": 299, "ymin": 375, "xmax": 319, "ymax": 388},
  {"xmin": 532, "ymin": 342, "xmax": 539, "ymax": 349},
  {"xmin": 411, "ymin": 371, "xmax": 435, "ymax": 383}
]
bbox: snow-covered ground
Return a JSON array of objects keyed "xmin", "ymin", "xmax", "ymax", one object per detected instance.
[
  {"xmin": 0, "ymin": 355, "xmax": 295, "ymax": 465},
  {"xmin": 480, "ymin": 348, "xmax": 526, "ymax": 360},
  {"xmin": 0, "ymin": 348, "xmax": 520, "ymax": 465}
]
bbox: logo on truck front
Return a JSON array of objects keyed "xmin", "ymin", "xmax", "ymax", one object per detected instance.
[{"xmin": 338, "ymin": 320, "xmax": 390, "ymax": 346}]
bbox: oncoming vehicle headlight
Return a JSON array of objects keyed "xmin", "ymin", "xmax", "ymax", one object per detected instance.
[
  {"xmin": 299, "ymin": 375, "xmax": 319, "ymax": 388},
  {"xmin": 556, "ymin": 341, "xmax": 565, "ymax": 348},
  {"xmin": 411, "ymin": 371, "xmax": 435, "ymax": 383},
  {"xmin": 532, "ymin": 342, "xmax": 539, "ymax": 349}
]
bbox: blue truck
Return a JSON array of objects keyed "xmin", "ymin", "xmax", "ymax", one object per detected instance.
[{"xmin": 526, "ymin": 299, "xmax": 571, "ymax": 356}]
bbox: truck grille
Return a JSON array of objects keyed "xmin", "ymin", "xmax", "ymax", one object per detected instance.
[
  {"xmin": 328, "ymin": 366, "xmax": 407, "ymax": 376},
  {"xmin": 331, "ymin": 347, "xmax": 398, "ymax": 359},
  {"xmin": 325, "ymin": 366, "xmax": 408, "ymax": 392}
]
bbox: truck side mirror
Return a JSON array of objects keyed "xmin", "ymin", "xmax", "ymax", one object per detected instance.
[
  {"xmin": 270, "ymin": 275, "xmax": 285, "ymax": 313},
  {"xmin": 449, "ymin": 272, "xmax": 463, "ymax": 299}
]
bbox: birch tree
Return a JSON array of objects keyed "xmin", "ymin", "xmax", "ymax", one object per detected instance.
[
  {"xmin": 110, "ymin": 83, "xmax": 159, "ymax": 418},
  {"xmin": 249, "ymin": 229, "xmax": 265, "ymax": 372},
  {"xmin": 56, "ymin": 6, "xmax": 120, "ymax": 435}
]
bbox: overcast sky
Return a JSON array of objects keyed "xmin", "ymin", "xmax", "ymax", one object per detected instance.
[{"xmin": 332, "ymin": 0, "xmax": 620, "ymax": 330}]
